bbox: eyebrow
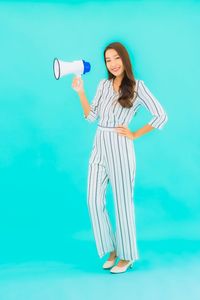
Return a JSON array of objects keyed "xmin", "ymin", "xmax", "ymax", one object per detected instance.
[{"xmin": 105, "ymin": 55, "xmax": 119, "ymax": 59}]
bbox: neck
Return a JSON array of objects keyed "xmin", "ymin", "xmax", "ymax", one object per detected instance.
[{"xmin": 114, "ymin": 74, "xmax": 124, "ymax": 84}]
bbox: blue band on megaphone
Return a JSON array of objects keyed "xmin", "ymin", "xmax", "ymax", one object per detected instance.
[{"xmin": 82, "ymin": 60, "xmax": 91, "ymax": 74}]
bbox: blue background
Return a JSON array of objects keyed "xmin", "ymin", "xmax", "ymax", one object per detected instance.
[{"xmin": 0, "ymin": 0, "xmax": 199, "ymax": 299}]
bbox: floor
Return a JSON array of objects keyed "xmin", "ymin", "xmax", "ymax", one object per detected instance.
[{"xmin": 0, "ymin": 239, "xmax": 199, "ymax": 300}]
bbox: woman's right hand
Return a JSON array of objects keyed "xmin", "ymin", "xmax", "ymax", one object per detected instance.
[{"xmin": 72, "ymin": 76, "xmax": 84, "ymax": 93}]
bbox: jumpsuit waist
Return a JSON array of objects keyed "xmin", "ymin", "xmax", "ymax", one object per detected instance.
[{"xmin": 97, "ymin": 125, "xmax": 119, "ymax": 132}]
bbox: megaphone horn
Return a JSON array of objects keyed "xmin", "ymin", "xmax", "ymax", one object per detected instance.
[{"xmin": 53, "ymin": 58, "xmax": 91, "ymax": 80}]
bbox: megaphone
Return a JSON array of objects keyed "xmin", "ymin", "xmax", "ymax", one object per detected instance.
[{"xmin": 53, "ymin": 58, "xmax": 91, "ymax": 80}]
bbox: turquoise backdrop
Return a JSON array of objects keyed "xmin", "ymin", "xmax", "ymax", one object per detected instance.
[{"xmin": 0, "ymin": 1, "xmax": 199, "ymax": 299}]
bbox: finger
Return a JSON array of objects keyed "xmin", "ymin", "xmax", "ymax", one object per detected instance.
[
  {"xmin": 116, "ymin": 126, "xmax": 127, "ymax": 130},
  {"xmin": 116, "ymin": 129, "xmax": 127, "ymax": 133},
  {"xmin": 115, "ymin": 126, "xmax": 125, "ymax": 130},
  {"xmin": 116, "ymin": 129, "xmax": 126, "ymax": 134},
  {"xmin": 116, "ymin": 130, "xmax": 126, "ymax": 135}
]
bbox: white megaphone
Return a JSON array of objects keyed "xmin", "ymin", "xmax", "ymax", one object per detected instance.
[{"xmin": 53, "ymin": 58, "xmax": 91, "ymax": 80}]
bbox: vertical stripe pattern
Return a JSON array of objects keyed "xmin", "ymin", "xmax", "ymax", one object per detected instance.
[
  {"xmin": 84, "ymin": 78, "xmax": 168, "ymax": 130},
  {"xmin": 87, "ymin": 128, "xmax": 139, "ymax": 260},
  {"xmin": 85, "ymin": 78, "xmax": 168, "ymax": 261}
]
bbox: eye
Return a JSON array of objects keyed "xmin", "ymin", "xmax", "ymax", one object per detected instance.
[{"xmin": 106, "ymin": 57, "xmax": 120, "ymax": 62}]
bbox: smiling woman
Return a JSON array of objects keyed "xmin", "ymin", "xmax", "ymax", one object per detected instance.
[{"xmin": 72, "ymin": 41, "xmax": 168, "ymax": 274}]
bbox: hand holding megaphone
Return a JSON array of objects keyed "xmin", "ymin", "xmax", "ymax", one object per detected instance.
[{"xmin": 71, "ymin": 76, "xmax": 84, "ymax": 93}]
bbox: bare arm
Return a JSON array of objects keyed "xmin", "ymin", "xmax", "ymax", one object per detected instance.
[
  {"xmin": 72, "ymin": 76, "xmax": 104, "ymax": 123},
  {"xmin": 72, "ymin": 76, "xmax": 91, "ymax": 118},
  {"xmin": 115, "ymin": 123, "xmax": 155, "ymax": 140},
  {"xmin": 132, "ymin": 124, "xmax": 155, "ymax": 139},
  {"xmin": 77, "ymin": 90, "xmax": 90, "ymax": 118}
]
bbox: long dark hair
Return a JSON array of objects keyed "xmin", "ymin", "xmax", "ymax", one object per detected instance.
[{"xmin": 103, "ymin": 42, "xmax": 137, "ymax": 108}]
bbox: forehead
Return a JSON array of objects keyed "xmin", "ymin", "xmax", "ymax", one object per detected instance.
[{"xmin": 105, "ymin": 48, "xmax": 119, "ymax": 59}]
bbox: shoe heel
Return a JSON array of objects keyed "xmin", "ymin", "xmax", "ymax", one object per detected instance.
[{"xmin": 130, "ymin": 262, "xmax": 134, "ymax": 269}]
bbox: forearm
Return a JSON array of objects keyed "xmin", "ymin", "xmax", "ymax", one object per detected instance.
[
  {"xmin": 78, "ymin": 90, "xmax": 91, "ymax": 118},
  {"xmin": 133, "ymin": 124, "xmax": 155, "ymax": 139}
]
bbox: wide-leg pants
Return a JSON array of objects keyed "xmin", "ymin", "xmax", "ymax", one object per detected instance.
[{"xmin": 86, "ymin": 125, "xmax": 139, "ymax": 261}]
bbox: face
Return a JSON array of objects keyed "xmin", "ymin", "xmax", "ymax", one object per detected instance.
[{"xmin": 105, "ymin": 48, "xmax": 125, "ymax": 78}]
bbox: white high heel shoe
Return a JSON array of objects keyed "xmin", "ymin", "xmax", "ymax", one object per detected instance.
[
  {"xmin": 102, "ymin": 256, "xmax": 118, "ymax": 269},
  {"xmin": 110, "ymin": 260, "xmax": 134, "ymax": 274}
]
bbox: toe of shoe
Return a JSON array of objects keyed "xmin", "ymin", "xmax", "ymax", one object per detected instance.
[
  {"xmin": 110, "ymin": 262, "xmax": 133, "ymax": 273},
  {"xmin": 102, "ymin": 261, "xmax": 114, "ymax": 269}
]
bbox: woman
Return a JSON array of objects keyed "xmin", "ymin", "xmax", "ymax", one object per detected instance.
[{"xmin": 72, "ymin": 42, "xmax": 168, "ymax": 274}]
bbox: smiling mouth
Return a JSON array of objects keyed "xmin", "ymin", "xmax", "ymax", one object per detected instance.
[{"xmin": 112, "ymin": 67, "xmax": 120, "ymax": 72}]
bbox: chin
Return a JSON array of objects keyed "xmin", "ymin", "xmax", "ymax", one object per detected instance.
[{"xmin": 112, "ymin": 71, "xmax": 121, "ymax": 76}]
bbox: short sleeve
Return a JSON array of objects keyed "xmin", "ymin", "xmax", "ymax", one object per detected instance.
[
  {"xmin": 84, "ymin": 79, "xmax": 105, "ymax": 123},
  {"xmin": 137, "ymin": 80, "xmax": 168, "ymax": 130}
]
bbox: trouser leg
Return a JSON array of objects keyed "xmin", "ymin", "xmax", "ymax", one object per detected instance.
[
  {"xmin": 104, "ymin": 132, "xmax": 139, "ymax": 261},
  {"xmin": 87, "ymin": 162, "xmax": 116, "ymax": 258}
]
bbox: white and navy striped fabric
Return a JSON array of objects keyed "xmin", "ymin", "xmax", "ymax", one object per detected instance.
[
  {"xmin": 85, "ymin": 79, "xmax": 168, "ymax": 261},
  {"xmin": 84, "ymin": 78, "xmax": 168, "ymax": 129}
]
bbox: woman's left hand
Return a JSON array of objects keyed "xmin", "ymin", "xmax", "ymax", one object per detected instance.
[{"xmin": 115, "ymin": 125, "xmax": 136, "ymax": 140}]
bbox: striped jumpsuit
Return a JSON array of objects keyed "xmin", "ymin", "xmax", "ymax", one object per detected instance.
[{"xmin": 84, "ymin": 78, "xmax": 168, "ymax": 261}]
